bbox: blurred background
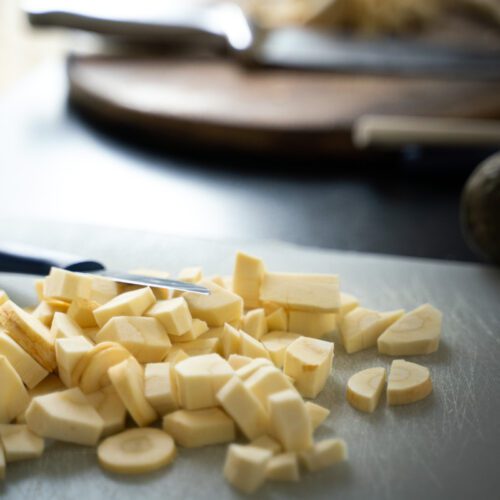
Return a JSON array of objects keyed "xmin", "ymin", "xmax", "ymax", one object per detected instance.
[{"xmin": 1, "ymin": 0, "xmax": 499, "ymax": 263}]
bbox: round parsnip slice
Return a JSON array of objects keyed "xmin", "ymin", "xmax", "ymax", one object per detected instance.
[
  {"xmin": 346, "ymin": 367, "xmax": 386, "ymax": 413},
  {"xmin": 387, "ymin": 360, "xmax": 432, "ymax": 405},
  {"xmin": 378, "ymin": 304, "xmax": 442, "ymax": 356},
  {"xmin": 98, "ymin": 428, "xmax": 176, "ymax": 474}
]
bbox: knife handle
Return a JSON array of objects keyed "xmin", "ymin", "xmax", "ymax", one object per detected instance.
[{"xmin": 0, "ymin": 242, "xmax": 105, "ymax": 276}]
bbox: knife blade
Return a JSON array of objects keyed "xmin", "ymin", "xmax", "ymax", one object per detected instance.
[
  {"xmin": 23, "ymin": 0, "xmax": 500, "ymax": 78},
  {"xmin": 0, "ymin": 242, "xmax": 210, "ymax": 295}
]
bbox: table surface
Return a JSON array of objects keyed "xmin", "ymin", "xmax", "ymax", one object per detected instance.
[
  {"xmin": 0, "ymin": 220, "xmax": 499, "ymax": 499},
  {"xmin": 0, "ymin": 61, "xmax": 496, "ymax": 264}
]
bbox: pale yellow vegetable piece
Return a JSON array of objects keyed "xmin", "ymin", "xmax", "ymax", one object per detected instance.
[
  {"xmin": 221, "ymin": 323, "xmax": 241, "ymax": 358},
  {"xmin": 339, "ymin": 292, "xmax": 359, "ymax": 317},
  {"xmin": 98, "ymin": 428, "xmax": 176, "ymax": 474},
  {"xmin": 25, "ymin": 387, "xmax": 103, "ymax": 445},
  {"xmin": 235, "ymin": 358, "xmax": 273, "ymax": 380},
  {"xmin": 93, "ymin": 287, "xmax": 156, "ymax": 328},
  {"xmin": 283, "ymin": 336, "xmax": 334, "ymax": 398},
  {"xmin": 232, "ymin": 251, "xmax": 265, "ymax": 309},
  {"xmin": 165, "ymin": 345, "xmax": 189, "ymax": 364},
  {"xmin": 128, "ymin": 269, "xmax": 171, "ymax": 300},
  {"xmin": 86, "ymin": 387, "xmax": 127, "ymax": 437},
  {"xmin": 55, "ymin": 335, "xmax": 93, "ymax": 387},
  {"xmin": 261, "ymin": 331, "xmax": 300, "ymax": 368},
  {"xmin": 77, "ymin": 342, "xmax": 132, "ymax": 394},
  {"xmin": 206, "ymin": 275, "xmax": 225, "ymax": 287},
  {"xmin": 175, "ymin": 353, "xmax": 234, "ymax": 410},
  {"xmin": 378, "ymin": 304, "xmax": 442, "ymax": 355},
  {"xmin": 108, "ymin": 357, "xmax": 158, "ymax": 427},
  {"xmin": 223, "ymin": 444, "xmax": 272, "ymax": 494},
  {"xmin": 95, "ymin": 316, "xmax": 171, "ymax": 363},
  {"xmin": 179, "ymin": 266, "xmax": 203, "ymax": 283},
  {"xmin": 0, "ymin": 290, "xmax": 9, "ymax": 306},
  {"xmin": 144, "ymin": 362, "xmax": 178, "ymax": 415},
  {"xmin": 32, "ymin": 300, "xmax": 65, "ymax": 327},
  {"xmin": 50, "ymin": 312, "xmax": 84, "ymax": 340},
  {"xmin": 260, "ymin": 272, "xmax": 340, "ymax": 313},
  {"xmin": 305, "ymin": 401, "xmax": 330, "ymax": 430},
  {"xmin": 266, "ymin": 307, "xmax": 287, "ymax": 332},
  {"xmin": 240, "ymin": 330, "xmax": 271, "ymax": 360},
  {"xmin": 347, "ymin": 367, "xmax": 386, "ymax": 413},
  {"xmin": 163, "ymin": 408, "xmax": 235, "ymax": 447},
  {"xmin": 0, "ymin": 446, "xmax": 4, "ymax": 480},
  {"xmin": 288, "ymin": 310, "xmax": 338, "ymax": 339},
  {"xmin": 184, "ymin": 281, "xmax": 243, "ymax": 327},
  {"xmin": 198, "ymin": 325, "xmax": 224, "ymax": 342},
  {"xmin": 245, "ymin": 365, "xmax": 295, "ymax": 409},
  {"xmin": 145, "ymin": 297, "xmax": 192, "ymax": 337},
  {"xmin": 176, "ymin": 337, "xmax": 219, "ymax": 357},
  {"xmin": 242, "ymin": 308, "xmax": 267, "ymax": 340},
  {"xmin": 250, "ymin": 435, "xmax": 282, "ymax": 455},
  {"xmin": 387, "ymin": 359, "xmax": 432, "ymax": 405},
  {"xmin": 34, "ymin": 280, "xmax": 44, "ymax": 301},
  {"xmin": 227, "ymin": 354, "xmax": 253, "ymax": 370},
  {"xmin": 89, "ymin": 275, "xmax": 120, "ymax": 304},
  {"xmin": 217, "ymin": 376, "xmax": 268, "ymax": 440},
  {"xmin": 0, "ymin": 300, "xmax": 56, "ymax": 371},
  {"xmin": 83, "ymin": 327, "xmax": 99, "ymax": 343},
  {"xmin": 268, "ymin": 389, "xmax": 312, "ymax": 452},
  {"xmin": 266, "ymin": 452, "xmax": 300, "ymax": 482},
  {"xmin": 0, "ymin": 356, "xmax": 31, "ymax": 423},
  {"xmin": 67, "ymin": 298, "xmax": 100, "ymax": 328},
  {"xmin": 43, "ymin": 267, "xmax": 93, "ymax": 302},
  {"xmin": 300, "ymin": 438, "xmax": 348, "ymax": 471},
  {"xmin": 174, "ymin": 318, "xmax": 208, "ymax": 342},
  {"xmin": 0, "ymin": 331, "xmax": 48, "ymax": 389},
  {"xmin": 341, "ymin": 307, "xmax": 404, "ymax": 354},
  {"xmin": 0, "ymin": 424, "xmax": 44, "ymax": 462}
]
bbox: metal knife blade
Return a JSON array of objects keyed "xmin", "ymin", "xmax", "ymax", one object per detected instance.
[{"xmin": 93, "ymin": 270, "xmax": 210, "ymax": 295}]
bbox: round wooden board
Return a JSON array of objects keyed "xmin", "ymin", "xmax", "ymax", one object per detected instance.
[{"xmin": 68, "ymin": 54, "xmax": 500, "ymax": 155}]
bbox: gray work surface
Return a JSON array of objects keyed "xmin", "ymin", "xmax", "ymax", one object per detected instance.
[{"xmin": 0, "ymin": 219, "xmax": 499, "ymax": 500}]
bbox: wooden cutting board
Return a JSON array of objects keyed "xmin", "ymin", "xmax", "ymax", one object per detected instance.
[{"xmin": 0, "ymin": 219, "xmax": 499, "ymax": 499}]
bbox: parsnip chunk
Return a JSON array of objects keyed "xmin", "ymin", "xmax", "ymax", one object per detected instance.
[
  {"xmin": 378, "ymin": 304, "xmax": 442, "ymax": 355},
  {"xmin": 0, "ymin": 331, "xmax": 48, "ymax": 389},
  {"xmin": 93, "ymin": 287, "xmax": 156, "ymax": 328},
  {"xmin": 55, "ymin": 335, "xmax": 93, "ymax": 387},
  {"xmin": 227, "ymin": 354, "xmax": 253, "ymax": 370},
  {"xmin": 305, "ymin": 401, "xmax": 330, "ymax": 430},
  {"xmin": 223, "ymin": 444, "xmax": 272, "ymax": 494},
  {"xmin": 25, "ymin": 387, "xmax": 103, "ymax": 445},
  {"xmin": 232, "ymin": 252, "xmax": 265, "ymax": 309},
  {"xmin": 260, "ymin": 273, "xmax": 340, "ymax": 313},
  {"xmin": 98, "ymin": 428, "xmax": 176, "ymax": 474},
  {"xmin": 163, "ymin": 408, "xmax": 235, "ymax": 447},
  {"xmin": 300, "ymin": 438, "xmax": 347, "ymax": 471},
  {"xmin": 235, "ymin": 358, "xmax": 273, "ymax": 380},
  {"xmin": 221, "ymin": 323, "xmax": 241, "ymax": 358},
  {"xmin": 144, "ymin": 362, "xmax": 178, "ymax": 416},
  {"xmin": 50, "ymin": 312, "xmax": 83, "ymax": 340},
  {"xmin": 145, "ymin": 297, "xmax": 192, "ymax": 337},
  {"xmin": 86, "ymin": 387, "xmax": 127, "ymax": 437},
  {"xmin": 67, "ymin": 298, "xmax": 99, "ymax": 328},
  {"xmin": 108, "ymin": 357, "xmax": 158, "ymax": 427},
  {"xmin": 261, "ymin": 331, "xmax": 300, "ymax": 368},
  {"xmin": 0, "ymin": 424, "xmax": 44, "ymax": 462},
  {"xmin": 288, "ymin": 310, "xmax": 338, "ymax": 339},
  {"xmin": 89, "ymin": 276, "xmax": 120, "ymax": 305},
  {"xmin": 183, "ymin": 281, "xmax": 243, "ymax": 327},
  {"xmin": 341, "ymin": 307, "xmax": 404, "ymax": 354},
  {"xmin": 268, "ymin": 389, "xmax": 312, "ymax": 452},
  {"xmin": 129, "ymin": 269, "xmax": 171, "ymax": 300},
  {"xmin": 346, "ymin": 367, "xmax": 386, "ymax": 413},
  {"xmin": 245, "ymin": 365, "xmax": 295, "ymax": 409},
  {"xmin": 240, "ymin": 330, "xmax": 271, "ymax": 360},
  {"xmin": 283, "ymin": 336, "xmax": 334, "ymax": 398},
  {"xmin": 32, "ymin": 300, "xmax": 67, "ymax": 327},
  {"xmin": 339, "ymin": 292, "xmax": 359, "ymax": 317},
  {"xmin": 387, "ymin": 360, "xmax": 432, "ymax": 405},
  {"xmin": 178, "ymin": 266, "xmax": 203, "ymax": 283},
  {"xmin": 43, "ymin": 267, "xmax": 92, "ymax": 302},
  {"xmin": 266, "ymin": 452, "xmax": 300, "ymax": 481},
  {"xmin": 0, "ymin": 300, "xmax": 56, "ymax": 371},
  {"xmin": 95, "ymin": 316, "xmax": 170, "ymax": 363},
  {"xmin": 250, "ymin": 435, "xmax": 282, "ymax": 455},
  {"xmin": 242, "ymin": 308, "xmax": 267, "ymax": 340},
  {"xmin": 175, "ymin": 353, "xmax": 234, "ymax": 410},
  {"xmin": 174, "ymin": 319, "xmax": 208, "ymax": 342},
  {"xmin": 0, "ymin": 356, "xmax": 30, "ymax": 423},
  {"xmin": 266, "ymin": 307, "xmax": 287, "ymax": 332},
  {"xmin": 217, "ymin": 376, "xmax": 268, "ymax": 440},
  {"xmin": 176, "ymin": 337, "xmax": 219, "ymax": 357}
]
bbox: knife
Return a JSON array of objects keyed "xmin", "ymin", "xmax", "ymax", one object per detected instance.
[
  {"xmin": 0, "ymin": 242, "xmax": 210, "ymax": 295},
  {"xmin": 23, "ymin": 0, "xmax": 500, "ymax": 78}
]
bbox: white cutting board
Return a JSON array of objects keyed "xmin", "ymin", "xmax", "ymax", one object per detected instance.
[{"xmin": 0, "ymin": 219, "xmax": 499, "ymax": 499}]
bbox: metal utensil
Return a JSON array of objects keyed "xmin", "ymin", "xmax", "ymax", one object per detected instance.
[
  {"xmin": 0, "ymin": 242, "xmax": 209, "ymax": 294},
  {"xmin": 23, "ymin": 0, "xmax": 500, "ymax": 78}
]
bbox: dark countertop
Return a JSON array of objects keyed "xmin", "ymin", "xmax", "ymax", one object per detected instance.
[{"xmin": 0, "ymin": 61, "xmax": 492, "ymax": 263}]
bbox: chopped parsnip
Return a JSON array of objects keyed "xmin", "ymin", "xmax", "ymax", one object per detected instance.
[
  {"xmin": 0, "ymin": 424, "xmax": 44, "ymax": 462},
  {"xmin": 300, "ymin": 438, "xmax": 347, "ymax": 471},
  {"xmin": 346, "ymin": 367, "xmax": 386, "ymax": 413},
  {"xmin": 0, "ymin": 356, "xmax": 31, "ymax": 424},
  {"xmin": 232, "ymin": 252, "xmax": 265, "ymax": 309},
  {"xmin": 145, "ymin": 297, "xmax": 192, "ymax": 337},
  {"xmin": 387, "ymin": 360, "xmax": 432, "ymax": 405},
  {"xmin": 242, "ymin": 308, "xmax": 267, "ymax": 340},
  {"xmin": 266, "ymin": 452, "xmax": 300, "ymax": 481}
]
